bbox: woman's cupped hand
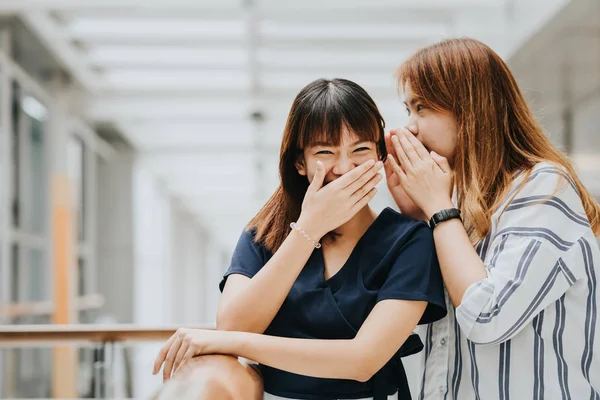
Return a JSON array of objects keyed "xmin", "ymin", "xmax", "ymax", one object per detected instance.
[
  {"xmin": 297, "ymin": 159, "xmax": 383, "ymax": 240},
  {"xmin": 384, "ymin": 128, "xmax": 454, "ymax": 220}
]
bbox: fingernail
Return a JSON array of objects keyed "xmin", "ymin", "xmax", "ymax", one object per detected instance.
[{"xmin": 375, "ymin": 161, "xmax": 383, "ymax": 169}]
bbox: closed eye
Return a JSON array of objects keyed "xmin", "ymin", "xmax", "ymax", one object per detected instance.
[
  {"xmin": 354, "ymin": 147, "xmax": 371, "ymax": 152},
  {"xmin": 316, "ymin": 150, "xmax": 333, "ymax": 155}
]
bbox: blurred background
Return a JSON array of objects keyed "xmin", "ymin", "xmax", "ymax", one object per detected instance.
[{"xmin": 0, "ymin": 0, "xmax": 598, "ymax": 398}]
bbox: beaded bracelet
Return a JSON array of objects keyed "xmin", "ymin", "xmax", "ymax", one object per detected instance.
[{"xmin": 290, "ymin": 222, "xmax": 321, "ymax": 248}]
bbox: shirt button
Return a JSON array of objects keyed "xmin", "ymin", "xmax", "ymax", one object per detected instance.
[
  {"xmin": 439, "ymin": 386, "xmax": 446, "ymax": 394},
  {"xmin": 440, "ymin": 338, "xmax": 447, "ymax": 346}
]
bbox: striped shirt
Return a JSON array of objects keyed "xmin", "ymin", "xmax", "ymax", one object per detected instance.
[{"xmin": 419, "ymin": 162, "xmax": 600, "ymax": 399}]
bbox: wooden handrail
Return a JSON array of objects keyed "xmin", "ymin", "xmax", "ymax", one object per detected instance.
[
  {"xmin": 0, "ymin": 294, "xmax": 105, "ymax": 318},
  {"xmin": 0, "ymin": 324, "xmax": 215, "ymax": 347}
]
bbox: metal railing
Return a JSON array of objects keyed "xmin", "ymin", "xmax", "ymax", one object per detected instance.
[
  {"xmin": 0, "ymin": 294, "xmax": 105, "ymax": 320},
  {"xmin": 0, "ymin": 323, "xmax": 214, "ymax": 398}
]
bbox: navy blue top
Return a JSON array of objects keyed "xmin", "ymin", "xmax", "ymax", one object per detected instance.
[{"xmin": 220, "ymin": 207, "xmax": 447, "ymax": 400}]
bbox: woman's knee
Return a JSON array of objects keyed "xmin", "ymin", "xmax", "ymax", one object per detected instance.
[
  {"xmin": 169, "ymin": 355, "xmax": 262, "ymax": 400},
  {"xmin": 156, "ymin": 372, "xmax": 232, "ymax": 400}
]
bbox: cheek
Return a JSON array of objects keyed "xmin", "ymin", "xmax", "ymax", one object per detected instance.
[
  {"xmin": 421, "ymin": 121, "xmax": 455, "ymax": 158},
  {"xmin": 308, "ymin": 159, "xmax": 336, "ymax": 180},
  {"xmin": 353, "ymin": 151, "xmax": 378, "ymax": 164}
]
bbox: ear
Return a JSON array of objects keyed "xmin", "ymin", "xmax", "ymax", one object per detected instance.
[{"xmin": 295, "ymin": 156, "xmax": 307, "ymax": 176}]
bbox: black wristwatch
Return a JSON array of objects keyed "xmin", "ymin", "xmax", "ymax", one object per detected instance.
[{"xmin": 429, "ymin": 208, "xmax": 462, "ymax": 229}]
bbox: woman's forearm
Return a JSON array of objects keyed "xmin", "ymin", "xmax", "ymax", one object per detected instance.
[
  {"xmin": 162, "ymin": 300, "xmax": 423, "ymax": 383},
  {"xmin": 433, "ymin": 218, "xmax": 487, "ymax": 307},
  {"xmin": 216, "ymin": 230, "xmax": 317, "ymax": 333},
  {"xmin": 214, "ymin": 331, "xmax": 373, "ymax": 382}
]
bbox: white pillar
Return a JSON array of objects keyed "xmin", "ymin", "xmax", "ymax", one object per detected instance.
[
  {"xmin": 0, "ymin": 28, "xmax": 12, "ymax": 396},
  {"xmin": 131, "ymin": 161, "xmax": 174, "ymax": 398},
  {"xmin": 203, "ymin": 243, "xmax": 228, "ymax": 325},
  {"xmin": 96, "ymin": 148, "xmax": 135, "ymax": 323}
]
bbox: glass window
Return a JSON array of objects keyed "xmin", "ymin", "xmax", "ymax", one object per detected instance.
[
  {"xmin": 21, "ymin": 95, "xmax": 48, "ymax": 235},
  {"xmin": 78, "ymin": 256, "xmax": 86, "ymax": 296},
  {"xmin": 27, "ymin": 248, "xmax": 46, "ymax": 301},
  {"xmin": 68, "ymin": 136, "xmax": 85, "ymax": 242},
  {"xmin": 28, "ymin": 115, "xmax": 46, "ymax": 234},
  {"xmin": 12, "ymin": 315, "xmax": 52, "ymax": 398},
  {"xmin": 10, "ymin": 243, "xmax": 18, "ymax": 302},
  {"xmin": 11, "ymin": 81, "xmax": 20, "ymax": 228}
]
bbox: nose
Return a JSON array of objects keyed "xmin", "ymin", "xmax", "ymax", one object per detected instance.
[
  {"xmin": 331, "ymin": 154, "xmax": 355, "ymax": 176},
  {"xmin": 404, "ymin": 115, "xmax": 418, "ymax": 136}
]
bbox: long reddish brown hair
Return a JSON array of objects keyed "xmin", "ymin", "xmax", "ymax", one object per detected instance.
[
  {"xmin": 396, "ymin": 38, "xmax": 600, "ymax": 240},
  {"xmin": 248, "ymin": 78, "xmax": 387, "ymax": 252}
]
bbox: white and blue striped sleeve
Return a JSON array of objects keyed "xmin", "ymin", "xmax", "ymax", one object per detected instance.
[{"xmin": 456, "ymin": 165, "xmax": 591, "ymax": 345}]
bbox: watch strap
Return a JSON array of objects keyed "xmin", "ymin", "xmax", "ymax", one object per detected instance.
[{"xmin": 429, "ymin": 208, "xmax": 462, "ymax": 229}]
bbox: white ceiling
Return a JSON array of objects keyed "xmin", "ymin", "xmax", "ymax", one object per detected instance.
[
  {"xmin": 2, "ymin": 0, "xmax": 580, "ymax": 247},
  {"xmin": 508, "ymin": 0, "xmax": 600, "ymax": 196}
]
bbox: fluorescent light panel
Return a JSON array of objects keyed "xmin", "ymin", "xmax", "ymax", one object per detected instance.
[
  {"xmin": 168, "ymin": 183, "xmax": 257, "ymax": 196},
  {"xmin": 261, "ymin": 71, "xmax": 397, "ymax": 91},
  {"xmin": 256, "ymin": 0, "xmax": 505, "ymax": 9},
  {"xmin": 260, "ymin": 21, "xmax": 448, "ymax": 40},
  {"xmin": 88, "ymin": 46, "xmax": 248, "ymax": 67},
  {"xmin": 67, "ymin": 18, "xmax": 245, "ymax": 40},
  {"xmin": 148, "ymin": 153, "xmax": 256, "ymax": 169},
  {"xmin": 258, "ymin": 49, "xmax": 410, "ymax": 68},
  {"xmin": 165, "ymin": 175, "xmax": 256, "ymax": 192},
  {"xmin": 21, "ymin": 96, "xmax": 48, "ymax": 121},
  {"xmin": 126, "ymin": 122, "xmax": 256, "ymax": 147},
  {"xmin": 102, "ymin": 69, "xmax": 250, "ymax": 90},
  {"xmin": 92, "ymin": 98, "xmax": 250, "ymax": 118}
]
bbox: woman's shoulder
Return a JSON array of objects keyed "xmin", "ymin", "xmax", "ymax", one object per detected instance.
[
  {"xmin": 494, "ymin": 161, "xmax": 589, "ymax": 245},
  {"xmin": 511, "ymin": 161, "xmax": 578, "ymax": 195},
  {"xmin": 378, "ymin": 207, "xmax": 430, "ymax": 228},
  {"xmin": 233, "ymin": 226, "xmax": 272, "ymax": 257},
  {"xmin": 375, "ymin": 207, "xmax": 433, "ymax": 244}
]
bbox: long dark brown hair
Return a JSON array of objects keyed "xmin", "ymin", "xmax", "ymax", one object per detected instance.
[
  {"xmin": 248, "ymin": 78, "xmax": 387, "ymax": 252},
  {"xmin": 396, "ymin": 37, "xmax": 600, "ymax": 240}
]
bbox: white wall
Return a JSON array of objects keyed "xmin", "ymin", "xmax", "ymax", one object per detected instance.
[
  {"xmin": 170, "ymin": 203, "xmax": 209, "ymax": 325},
  {"xmin": 129, "ymin": 158, "xmax": 227, "ymax": 398},
  {"xmin": 96, "ymin": 149, "xmax": 135, "ymax": 324},
  {"xmin": 203, "ymin": 243, "xmax": 228, "ymax": 325},
  {"xmin": 572, "ymin": 95, "xmax": 600, "ymax": 196},
  {"xmin": 507, "ymin": 0, "xmax": 600, "ymax": 197},
  {"xmin": 131, "ymin": 159, "xmax": 174, "ymax": 398},
  {"xmin": 505, "ymin": 0, "xmax": 571, "ymax": 58}
]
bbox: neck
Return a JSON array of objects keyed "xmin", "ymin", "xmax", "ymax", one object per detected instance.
[{"xmin": 325, "ymin": 206, "xmax": 377, "ymax": 245}]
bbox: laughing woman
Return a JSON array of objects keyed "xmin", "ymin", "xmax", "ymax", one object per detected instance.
[
  {"xmin": 153, "ymin": 78, "xmax": 447, "ymax": 400},
  {"xmin": 386, "ymin": 38, "xmax": 600, "ymax": 399}
]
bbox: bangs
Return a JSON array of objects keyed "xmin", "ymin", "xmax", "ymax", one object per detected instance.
[
  {"xmin": 396, "ymin": 46, "xmax": 453, "ymax": 113},
  {"xmin": 296, "ymin": 82, "xmax": 381, "ymax": 149}
]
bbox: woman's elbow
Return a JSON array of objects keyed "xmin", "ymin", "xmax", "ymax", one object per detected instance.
[
  {"xmin": 460, "ymin": 321, "xmax": 512, "ymax": 345},
  {"xmin": 354, "ymin": 368, "xmax": 376, "ymax": 383},
  {"xmin": 215, "ymin": 308, "xmax": 237, "ymax": 331},
  {"xmin": 216, "ymin": 309, "xmax": 263, "ymax": 333},
  {"xmin": 351, "ymin": 354, "xmax": 381, "ymax": 383},
  {"xmin": 353, "ymin": 364, "xmax": 380, "ymax": 383}
]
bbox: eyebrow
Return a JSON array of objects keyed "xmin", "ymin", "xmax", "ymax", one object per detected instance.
[
  {"xmin": 403, "ymin": 98, "xmax": 419, "ymax": 107},
  {"xmin": 312, "ymin": 139, "xmax": 370, "ymax": 147}
]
